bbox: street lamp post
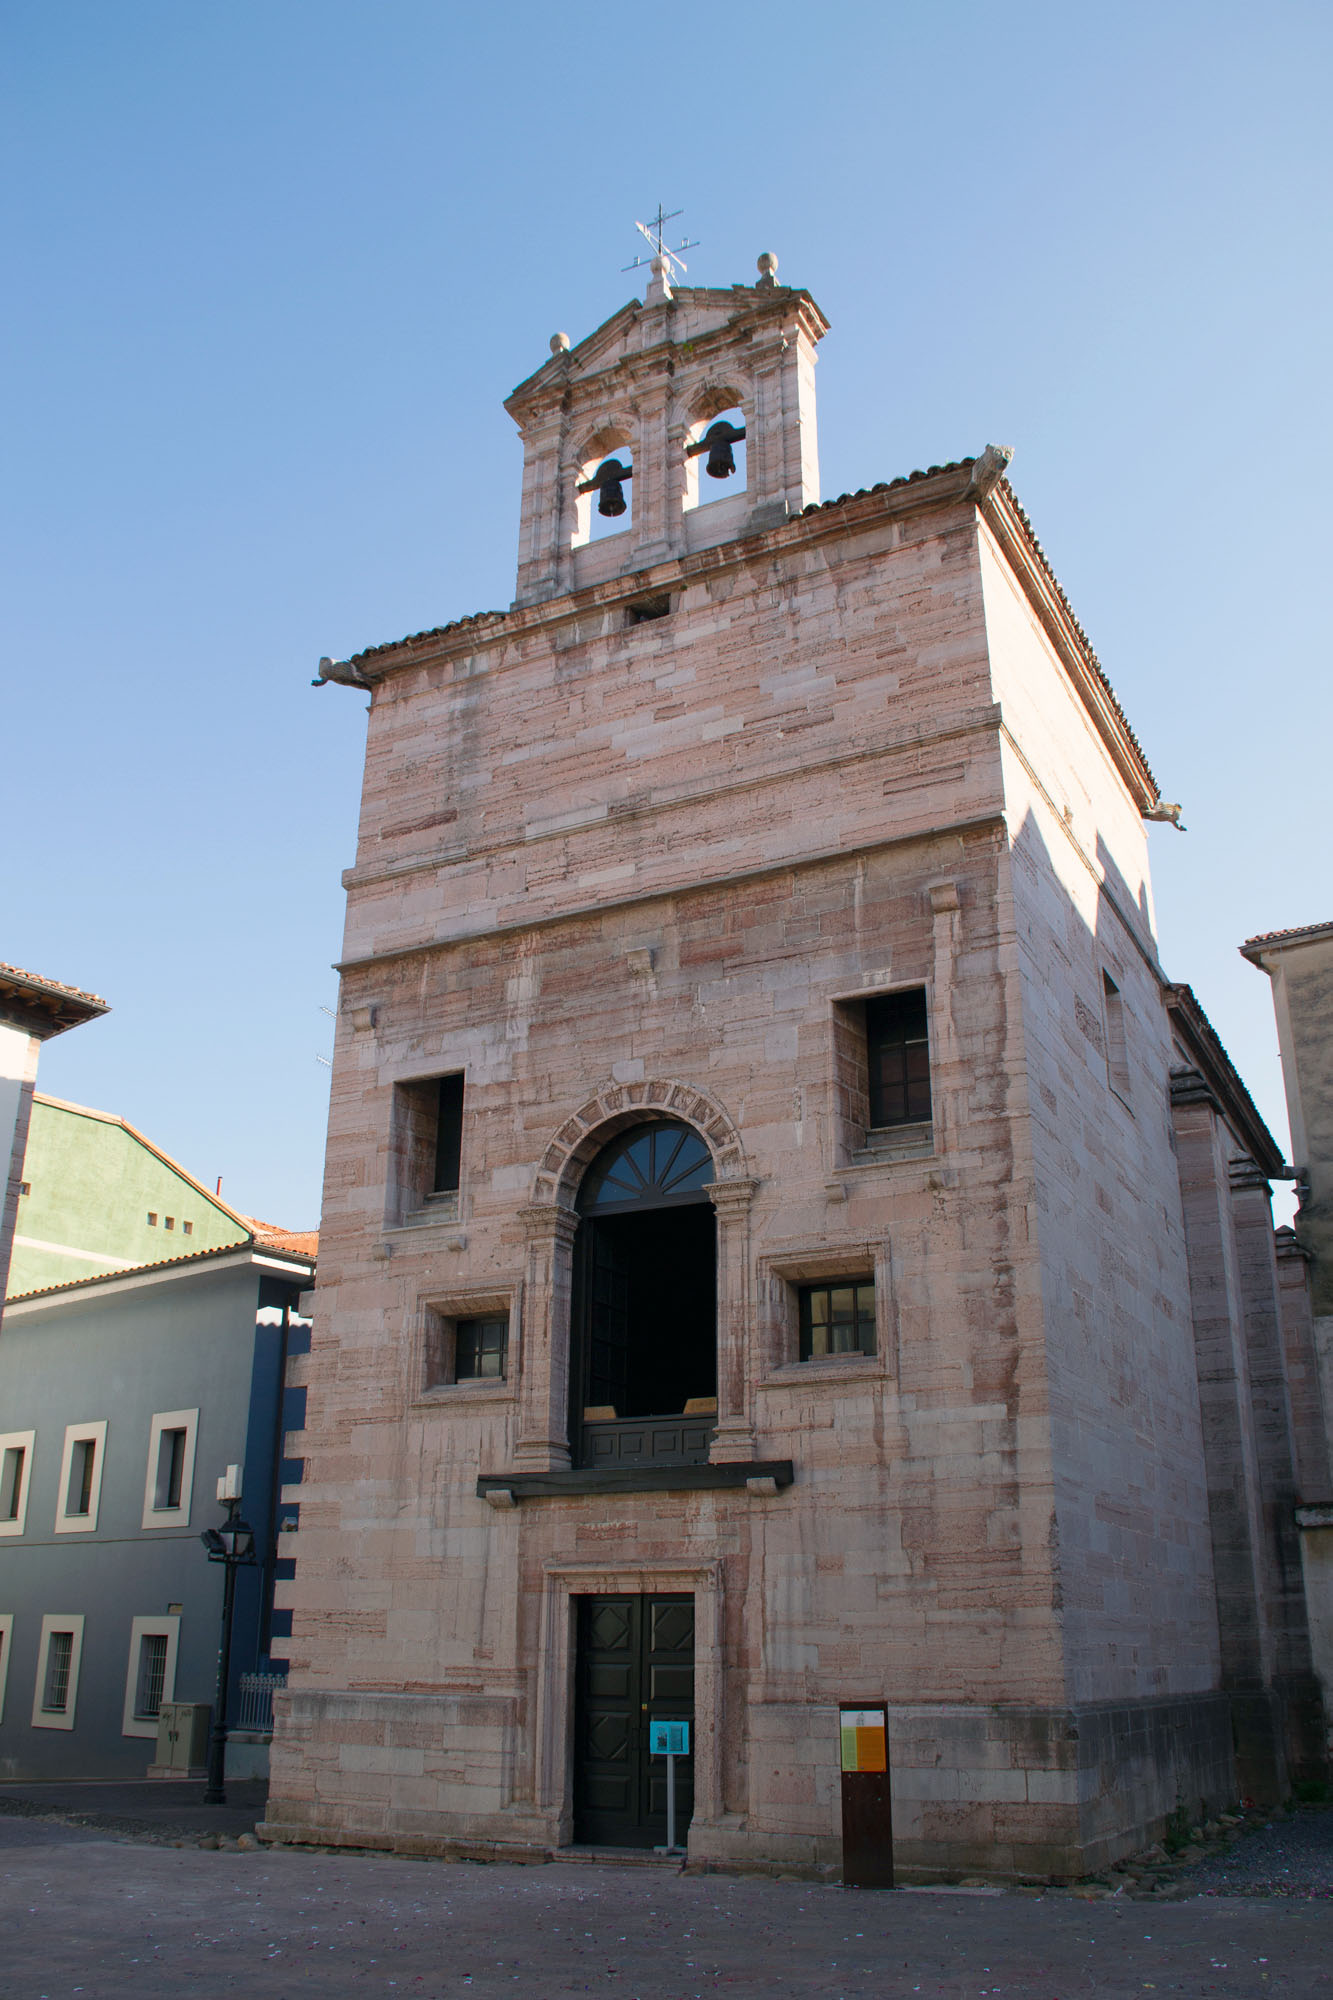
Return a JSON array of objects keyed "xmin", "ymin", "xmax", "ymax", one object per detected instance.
[{"xmin": 200, "ymin": 1491, "xmax": 256, "ymax": 1806}]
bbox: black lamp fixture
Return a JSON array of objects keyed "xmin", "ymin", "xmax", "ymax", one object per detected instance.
[{"xmin": 199, "ymin": 1486, "xmax": 257, "ymax": 1806}]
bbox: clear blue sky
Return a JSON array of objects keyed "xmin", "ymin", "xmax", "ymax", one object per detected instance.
[{"xmin": 5, "ymin": 2, "xmax": 1329, "ymax": 1226}]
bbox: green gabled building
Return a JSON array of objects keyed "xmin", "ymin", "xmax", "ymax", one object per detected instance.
[{"xmin": 8, "ymin": 1094, "xmax": 255, "ymax": 1298}]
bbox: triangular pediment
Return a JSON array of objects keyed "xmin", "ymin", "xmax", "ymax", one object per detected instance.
[{"xmin": 506, "ymin": 283, "xmax": 825, "ymax": 422}]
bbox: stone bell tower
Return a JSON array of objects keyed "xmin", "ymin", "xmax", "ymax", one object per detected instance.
[{"xmin": 507, "ymin": 253, "xmax": 826, "ymax": 607}]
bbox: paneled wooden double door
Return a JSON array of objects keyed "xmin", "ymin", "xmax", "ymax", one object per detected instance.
[{"xmin": 573, "ymin": 1594, "xmax": 695, "ymax": 1848}]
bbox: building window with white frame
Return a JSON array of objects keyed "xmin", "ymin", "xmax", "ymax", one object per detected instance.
[
  {"xmin": 54, "ymin": 1422, "xmax": 107, "ymax": 1534},
  {"xmin": 0, "ymin": 1430, "xmax": 35, "ymax": 1537},
  {"xmin": 141, "ymin": 1410, "xmax": 198, "ymax": 1529},
  {"xmin": 122, "ymin": 1615, "xmax": 180, "ymax": 1737},
  {"xmin": 31, "ymin": 1614, "xmax": 85, "ymax": 1729}
]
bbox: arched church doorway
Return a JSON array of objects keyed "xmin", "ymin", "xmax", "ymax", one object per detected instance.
[{"xmin": 570, "ymin": 1120, "xmax": 717, "ymax": 1470}]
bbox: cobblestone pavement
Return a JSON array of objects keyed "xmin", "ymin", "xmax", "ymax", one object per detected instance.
[{"xmin": 1, "ymin": 1835, "xmax": 1331, "ymax": 1999}]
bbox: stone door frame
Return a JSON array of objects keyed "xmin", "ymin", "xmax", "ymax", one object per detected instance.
[{"xmin": 536, "ymin": 1559, "xmax": 724, "ymax": 1848}]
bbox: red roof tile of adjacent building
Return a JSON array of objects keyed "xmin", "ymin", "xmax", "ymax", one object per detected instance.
[
  {"xmin": 1241, "ymin": 920, "xmax": 1333, "ymax": 953},
  {"xmin": 5, "ymin": 1234, "xmax": 316, "ymax": 1305},
  {"xmin": 241, "ymin": 1216, "xmax": 320, "ymax": 1257}
]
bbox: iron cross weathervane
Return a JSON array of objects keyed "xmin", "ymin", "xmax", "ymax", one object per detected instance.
[{"xmin": 623, "ymin": 206, "xmax": 699, "ymax": 283}]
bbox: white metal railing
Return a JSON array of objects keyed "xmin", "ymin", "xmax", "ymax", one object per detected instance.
[{"xmin": 235, "ymin": 1671, "xmax": 286, "ymax": 1733}]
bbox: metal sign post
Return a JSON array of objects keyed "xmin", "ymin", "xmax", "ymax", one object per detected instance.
[
  {"xmin": 649, "ymin": 1718, "xmax": 690, "ymax": 1854},
  {"xmin": 839, "ymin": 1703, "xmax": 894, "ymax": 1888}
]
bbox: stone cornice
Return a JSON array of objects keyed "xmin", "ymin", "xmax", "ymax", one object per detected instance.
[
  {"xmin": 334, "ymin": 810, "xmax": 1006, "ymax": 978},
  {"xmin": 338, "ymin": 461, "xmax": 1162, "ymax": 828},
  {"xmin": 1165, "ymin": 984, "xmax": 1286, "ymax": 1177}
]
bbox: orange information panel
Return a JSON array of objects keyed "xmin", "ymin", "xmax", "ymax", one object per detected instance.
[
  {"xmin": 838, "ymin": 1702, "xmax": 893, "ymax": 1888},
  {"xmin": 839, "ymin": 1707, "xmax": 888, "ymax": 1773}
]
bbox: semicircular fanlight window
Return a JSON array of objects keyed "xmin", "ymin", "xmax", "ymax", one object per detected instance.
[{"xmin": 577, "ymin": 1120, "xmax": 713, "ymax": 1213}]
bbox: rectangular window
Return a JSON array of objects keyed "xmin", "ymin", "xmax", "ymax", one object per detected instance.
[
  {"xmin": 140, "ymin": 1410, "xmax": 198, "ymax": 1529},
  {"xmin": 866, "ymin": 989, "xmax": 931, "ymax": 1128},
  {"xmin": 121, "ymin": 1615, "xmax": 180, "ymax": 1738},
  {"xmin": 147, "ymin": 1211, "xmax": 158, "ymax": 1226},
  {"xmin": 392, "ymin": 1071, "xmax": 467, "ymax": 1222},
  {"xmin": 1103, "ymin": 970, "xmax": 1131, "ymax": 1099},
  {"xmin": 43, "ymin": 1631, "xmax": 73, "ymax": 1711},
  {"xmin": 0, "ymin": 1615, "xmax": 13, "ymax": 1725},
  {"xmin": 433, "ymin": 1074, "xmax": 464, "ymax": 1195},
  {"xmin": 31, "ymin": 1615, "xmax": 84, "ymax": 1729},
  {"xmin": 156, "ymin": 1429, "xmax": 186, "ymax": 1510},
  {"xmin": 420, "ymin": 1298, "xmax": 514, "ymax": 1393},
  {"xmin": 54, "ymin": 1422, "xmax": 107, "ymax": 1534},
  {"xmin": 69, "ymin": 1440, "xmax": 95, "ymax": 1516},
  {"xmin": 2, "ymin": 1446, "xmax": 25, "ymax": 1519},
  {"xmin": 454, "ymin": 1314, "xmax": 508, "ymax": 1381},
  {"xmin": 0, "ymin": 1431, "xmax": 35, "ymax": 1536},
  {"xmin": 799, "ymin": 1280, "xmax": 877, "ymax": 1360},
  {"xmin": 135, "ymin": 1634, "xmax": 169, "ymax": 1719}
]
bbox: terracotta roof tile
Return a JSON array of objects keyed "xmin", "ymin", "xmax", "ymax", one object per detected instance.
[
  {"xmin": 1242, "ymin": 920, "xmax": 1333, "ymax": 952},
  {"xmin": 5, "ymin": 1235, "xmax": 315, "ymax": 1305},
  {"xmin": 0, "ymin": 962, "xmax": 108, "ymax": 1007},
  {"xmin": 240, "ymin": 1215, "xmax": 320, "ymax": 1257}
]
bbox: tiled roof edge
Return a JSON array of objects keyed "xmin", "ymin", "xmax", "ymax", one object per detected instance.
[
  {"xmin": 1241, "ymin": 919, "xmax": 1333, "ymax": 957},
  {"xmin": 4, "ymin": 1238, "xmax": 315, "ymax": 1305}
]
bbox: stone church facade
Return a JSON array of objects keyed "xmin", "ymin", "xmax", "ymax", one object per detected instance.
[{"xmin": 266, "ymin": 259, "xmax": 1324, "ymax": 1878}]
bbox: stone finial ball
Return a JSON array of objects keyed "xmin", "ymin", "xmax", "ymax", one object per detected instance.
[
  {"xmin": 550, "ymin": 332, "xmax": 570, "ymax": 355},
  {"xmin": 757, "ymin": 252, "xmax": 778, "ymax": 277}
]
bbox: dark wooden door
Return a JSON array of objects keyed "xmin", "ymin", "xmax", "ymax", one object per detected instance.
[{"xmin": 574, "ymin": 1594, "xmax": 694, "ymax": 1848}]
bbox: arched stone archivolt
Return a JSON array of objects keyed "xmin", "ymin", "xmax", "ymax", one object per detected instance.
[{"xmin": 532, "ymin": 1079, "xmax": 748, "ymax": 1210}]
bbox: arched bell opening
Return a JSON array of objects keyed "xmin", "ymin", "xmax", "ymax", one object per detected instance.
[
  {"xmin": 683, "ymin": 404, "xmax": 747, "ymax": 512},
  {"xmin": 573, "ymin": 436, "xmax": 635, "ymax": 546},
  {"xmin": 569, "ymin": 1120, "xmax": 717, "ymax": 1470}
]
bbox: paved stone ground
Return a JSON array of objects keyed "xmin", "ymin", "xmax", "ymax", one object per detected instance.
[
  {"xmin": 1, "ymin": 1830, "xmax": 1331, "ymax": 1998},
  {"xmin": 0, "ymin": 1778, "xmax": 266, "ymax": 1845}
]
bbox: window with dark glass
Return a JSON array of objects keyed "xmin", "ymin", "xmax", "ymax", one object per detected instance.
[
  {"xmin": 865, "ymin": 988, "xmax": 931, "ymax": 1127},
  {"xmin": 43, "ymin": 1630, "xmax": 74, "ymax": 1711},
  {"xmin": 67, "ymin": 1438, "xmax": 96, "ymax": 1516},
  {"xmin": 433, "ymin": 1074, "xmax": 464, "ymax": 1195},
  {"xmin": 154, "ymin": 1428, "xmax": 186, "ymax": 1511},
  {"xmin": 799, "ymin": 1280, "xmax": 876, "ymax": 1360},
  {"xmin": 134, "ymin": 1633, "xmax": 169, "ymax": 1720},
  {"xmin": 454, "ymin": 1315, "xmax": 508, "ymax": 1381},
  {"xmin": 1, "ymin": 1445, "xmax": 25, "ymax": 1520}
]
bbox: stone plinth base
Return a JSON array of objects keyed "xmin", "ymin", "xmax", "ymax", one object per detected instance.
[{"xmin": 264, "ymin": 1688, "xmax": 1238, "ymax": 1881}]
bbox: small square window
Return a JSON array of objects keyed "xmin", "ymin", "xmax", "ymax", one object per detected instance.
[
  {"xmin": 19, "ymin": 1181, "xmax": 30, "ymax": 1197},
  {"xmin": 455, "ymin": 1315, "xmax": 508, "ymax": 1381},
  {"xmin": 799, "ymin": 1280, "xmax": 876, "ymax": 1360},
  {"xmin": 164, "ymin": 1216, "xmax": 175, "ymax": 1231},
  {"xmin": 182, "ymin": 1220, "xmax": 193, "ymax": 1237},
  {"xmin": 147, "ymin": 1212, "xmax": 158, "ymax": 1227}
]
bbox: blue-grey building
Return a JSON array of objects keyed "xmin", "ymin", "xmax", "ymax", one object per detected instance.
[{"xmin": 0, "ymin": 1234, "xmax": 313, "ymax": 1779}]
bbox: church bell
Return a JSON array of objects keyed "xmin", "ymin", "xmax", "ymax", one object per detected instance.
[
  {"xmin": 688, "ymin": 418, "xmax": 747, "ymax": 481},
  {"xmin": 578, "ymin": 457, "xmax": 630, "ymax": 518}
]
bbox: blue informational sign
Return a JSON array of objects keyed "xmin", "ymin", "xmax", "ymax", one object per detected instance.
[{"xmin": 649, "ymin": 1719, "xmax": 690, "ymax": 1756}]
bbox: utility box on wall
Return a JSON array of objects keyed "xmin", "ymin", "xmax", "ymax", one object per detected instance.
[
  {"xmin": 149, "ymin": 1702, "xmax": 211, "ymax": 1777},
  {"xmin": 839, "ymin": 1704, "xmax": 894, "ymax": 1888}
]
